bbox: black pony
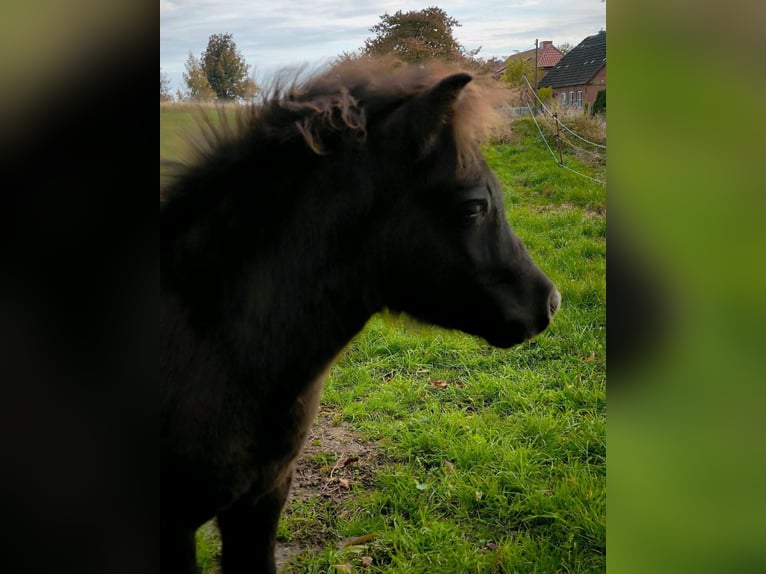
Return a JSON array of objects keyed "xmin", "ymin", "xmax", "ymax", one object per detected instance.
[{"xmin": 161, "ymin": 61, "xmax": 561, "ymax": 573}]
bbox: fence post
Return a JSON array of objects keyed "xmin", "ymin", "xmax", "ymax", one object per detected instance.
[{"xmin": 553, "ymin": 112, "xmax": 563, "ymax": 165}]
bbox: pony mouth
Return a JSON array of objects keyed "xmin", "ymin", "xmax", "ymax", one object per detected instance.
[
  {"xmin": 484, "ymin": 335, "xmax": 525, "ymax": 349},
  {"xmin": 479, "ymin": 313, "xmax": 554, "ymax": 349},
  {"xmin": 483, "ymin": 331, "xmax": 532, "ymax": 349},
  {"xmin": 477, "ymin": 322, "xmax": 533, "ymax": 349},
  {"xmin": 549, "ymin": 288, "xmax": 562, "ymax": 318}
]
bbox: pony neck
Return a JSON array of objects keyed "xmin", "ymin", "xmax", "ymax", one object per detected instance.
[{"xmin": 161, "ymin": 160, "xmax": 379, "ymax": 402}]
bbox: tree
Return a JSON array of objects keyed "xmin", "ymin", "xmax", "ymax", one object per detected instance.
[
  {"xmin": 558, "ymin": 42, "xmax": 574, "ymax": 55},
  {"xmin": 201, "ymin": 33, "xmax": 251, "ymax": 101},
  {"xmin": 501, "ymin": 56, "xmax": 535, "ymax": 87},
  {"xmin": 160, "ymin": 68, "xmax": 173, "ymax": 102},
  {"xmin": 363, "ymin": 7, "xmax": 472, "ymax": 64},
  {"xmin": 183, "ymin": 52, "xmax": 216, "ymax": 101},
  {"xmin": 479, "ymin": 56, "xmax": 505, "ymax": 72},
  {"xmin": 240, "ymin": 77, "xmax": 259, "ymax": 102}
]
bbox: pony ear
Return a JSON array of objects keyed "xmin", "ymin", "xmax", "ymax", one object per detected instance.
[
  {"xmin": 424, "ymin": 73, "xmax": 473, "ymax": 114},
  {"xmin": 410, "ymin": 73, "xmax": 472, "ymax": 155}
]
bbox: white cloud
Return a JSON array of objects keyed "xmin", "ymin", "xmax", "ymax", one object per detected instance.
[{"xmin": 161, "ymin": 0, "xmax": 605, "ymax": 91}]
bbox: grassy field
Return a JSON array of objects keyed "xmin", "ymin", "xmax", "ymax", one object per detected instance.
[{"xmin": 160, "ymin": 105, "xmax": 606, "ymax": 573}]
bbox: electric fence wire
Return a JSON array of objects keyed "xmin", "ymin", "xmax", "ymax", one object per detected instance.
[
  {"xmin": 559, "ymin": 161, "xmax": 606, "ymax": 186},
  {"xmin": 559, "ymin": 130, "xmax": 606, "ymax": 160},
  {"xmin": 526, "ymin": 103, "xmax": 559, "ymax": 163},
  {"xmin": 523, "ymin": 75, "xmax": 607, "ymax": 150},
  {"xmin": 526, "ymin": 103, "xmax": 606, "ymax": 186}
]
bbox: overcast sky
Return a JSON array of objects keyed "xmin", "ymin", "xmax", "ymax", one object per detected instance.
[{"xmin": 160, "ymin": 0, "xmax": 606, "ymax": 94}]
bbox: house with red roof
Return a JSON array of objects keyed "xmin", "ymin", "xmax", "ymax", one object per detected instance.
[
  {"xmin": 538, "ymin": 31, "xmax": 606, "ymax": 110},
  {"xmin": 494, "ymin": 40, "xmax": 564, "ymax": 83}
]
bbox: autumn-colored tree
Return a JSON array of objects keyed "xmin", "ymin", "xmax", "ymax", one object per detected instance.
[
  {"xmin": 477, "ymin": 56, "xmax": 505, "ymax": 74},
  {"xmin": 201, "ymin": 33, "xmax": 251, "ymax": 101},
  {"xmin": 240, "ymin": 77, "xmax": 259, "ymax": 102},
  {"xmin": 363, "ymin": 7, "xmax": 473, "ymax": 64},
  {"xmin": 182, "ymin": 52, "xmax": 215, "ymax": 102}
]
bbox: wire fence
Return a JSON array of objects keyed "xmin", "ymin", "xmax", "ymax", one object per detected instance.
[
  {"xmin": 526, "ymin": 103, "xmax": 559, "ymax": 163},
  {"xmin": 522, "ymin": 75, "xmax": 606, "ymax": 150},
  {"xmin": 520, "ymin": 75, "xmax": 606, "ymax": 186},
  {"xmin": 559, "ymin": 131, "xmax": 605, "ymax": 160}
]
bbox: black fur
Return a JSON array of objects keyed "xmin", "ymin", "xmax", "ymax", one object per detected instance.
[{"xmin": 161, "ymin": 62, "xmax": 559, "ymax": 573}]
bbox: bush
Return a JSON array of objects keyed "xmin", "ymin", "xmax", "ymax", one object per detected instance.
[
  {"xmin": 591, "ymin": 89, "xmax": 606, "ymax": 116},
  {"xmin": 536, "ymin": 86, "xmax": 553, "ymax": 103}
]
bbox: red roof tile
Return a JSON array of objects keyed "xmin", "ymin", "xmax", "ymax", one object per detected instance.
[
  {"xmin": 500, "ymin": 41, "xmax": 564, "ymax": 73},
  {"xmin": 538, "ymin": 44, "xmax": 564, "ymax": 67}
]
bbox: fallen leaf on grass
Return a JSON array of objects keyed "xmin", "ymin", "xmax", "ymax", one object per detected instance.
[
  {"xmin": 333, "ymin": 565, "xmax": 352, "ymax": 573},
  {"xmin": 338, "ymin": 532, "xmax": 379, "ymax": 549},
  {"xmin": 431, "ymin": 380, "xmax": 447, "ymax": 387},
  {"xmin": 361, "ymin": 556, "xmax": 373, "ymax": 567},
  {"xmin": 338, "ymin": 478, "xmax": 351, "ymax": 490}
]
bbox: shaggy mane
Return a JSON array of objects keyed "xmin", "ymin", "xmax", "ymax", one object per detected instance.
[{"xmin": 161, "ymin": 58, "xmax": 505, "ymax": 200}]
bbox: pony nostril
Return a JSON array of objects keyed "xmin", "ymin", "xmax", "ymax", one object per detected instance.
[{"xmin": 548, "ymin": 288, "xmax": 561, "ymax": 318}]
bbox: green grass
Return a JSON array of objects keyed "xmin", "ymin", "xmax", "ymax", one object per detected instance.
[
  {"xmin": 160, "ymin": 104, "xmax": 202, "ymax": 161},
  {"xmin": 162, "ymin": 111, "xmax": 606, "ymax": 573},
  {"xmin": 159, "ymin": 103, "xmax": 240, "ymax": 168}
]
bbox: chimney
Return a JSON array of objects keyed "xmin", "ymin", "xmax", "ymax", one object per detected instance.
[{"xmin": 541, "ymin": 40, "xmax": 552, "ymax": 48}]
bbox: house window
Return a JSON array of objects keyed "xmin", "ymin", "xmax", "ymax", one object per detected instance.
[
  {"xmin": 568, "ymin": 91, "xmax": 574, "ymax": 106},
  {"xmin": 577, "ymin": 91, "xmax": 583, "ymax": 108},
  {"xmin": 560, "ymin": 92, "xmax": 566, "ymax": 105}
]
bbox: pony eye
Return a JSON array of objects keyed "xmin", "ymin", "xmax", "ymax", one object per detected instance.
[{"xmin": 460, "ymin": 199, "xmax": 488, "ymax": 220}]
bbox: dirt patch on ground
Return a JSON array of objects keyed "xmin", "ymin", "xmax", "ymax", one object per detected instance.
[
  {"xmin": 528, "ymin": 201, "xmax": 606, "ymax": 217},
  {"xmin": 275, "ymin": 408, "xmax": 383, "ymax": 571},
  {"xmin": 196, "ymin": 409, "xmax": 383, "ymax": 573}
]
